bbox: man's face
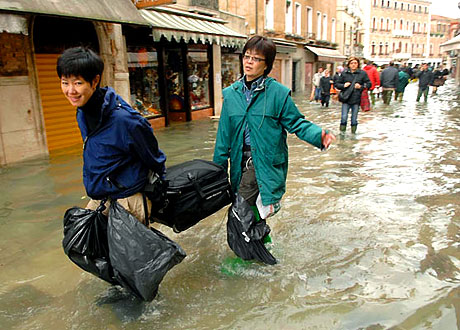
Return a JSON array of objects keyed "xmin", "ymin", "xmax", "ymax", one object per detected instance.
[
  {"xmin": 319, "ymin": 67, "xmax": 324, "ymax": 73},
  {"xmin": 243, "ymin": 49, "xmax": 267, "ymax": 81},
  {"xmin": 60, "ymin": 75, "xmax": 99, "ymax": 107}
]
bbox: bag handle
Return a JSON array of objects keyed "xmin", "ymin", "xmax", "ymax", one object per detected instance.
[{"xmin": 188, "ymin": 172, "xmax": 206, "ymax": 201}]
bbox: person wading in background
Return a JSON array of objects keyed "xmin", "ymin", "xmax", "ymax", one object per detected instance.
[
  {"xmin": 379, "ymin": 61, "xmax": 399, "ymax": 105},
  {"xmin": 363, "ymin": 60, "xmax": 380, "ymax": 105},
  {"xmin": 335, "ymin": 57, "xmax": 371, "ymax": 134}
]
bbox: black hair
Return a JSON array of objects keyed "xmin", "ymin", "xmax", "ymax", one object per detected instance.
[
  {"xmin": 242, "ymin": 35, "xmax": 277, "ymax": 76},
  {"xmin": 56, "ymin": 47, "xmax": 104, "ymax": 84}
]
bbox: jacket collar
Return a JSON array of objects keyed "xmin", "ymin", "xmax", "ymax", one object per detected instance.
[{"xmin": 234, "ymin": 75, "xmax": 273, "ymax": 92}]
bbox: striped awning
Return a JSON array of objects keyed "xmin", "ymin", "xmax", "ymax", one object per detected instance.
[
  {"xmin": 306, "ymin": 46, "xmax": 346, "ymax": 62},
  {"xmin": 140, "ymin": 8, "xmax": 246, "ymax": 47},
  {"xmin": 0, "ymin": 0, "xmax": 148, "ymax": 25},
  {"xmin": 440, "ymin": 34, "xmax": 460, "ymax": 52}
]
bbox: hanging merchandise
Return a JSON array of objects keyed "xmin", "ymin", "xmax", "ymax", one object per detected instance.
[
  {"xmin": 62, "ymin": 200, "xmax": 117, "ymax": 285},
  {"xmin": 108, "ymin": 201, "xmax": 186, "ymax": 302}
]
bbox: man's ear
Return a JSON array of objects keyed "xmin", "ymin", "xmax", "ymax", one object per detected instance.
[{"xmin": 92, "ymin": 74, "xmax": 101, "ymax": 89}]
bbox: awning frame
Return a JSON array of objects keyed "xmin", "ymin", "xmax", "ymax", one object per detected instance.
[{"xmin": 139, "ymin": 8, "xmax": 247, "ymax": 48}]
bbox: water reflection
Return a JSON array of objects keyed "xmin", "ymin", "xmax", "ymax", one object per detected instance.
[{"xmin": 0, "ymin": 81, "xmax": 458, "ymax": 329}]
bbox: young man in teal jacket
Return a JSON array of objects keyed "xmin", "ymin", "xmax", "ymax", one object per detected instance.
[{"xmin": 213, "ymin": 36, "xmax": 335, "ymax": 261}]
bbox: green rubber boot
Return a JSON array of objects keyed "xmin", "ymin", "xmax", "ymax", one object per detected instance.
[
  {"xmin": 351, "ymin": 125, "xmax": 357, "ymax": 134},
  {"xmin": 340, "ymin": 124, "xmax": 346, "ymax": 132}
]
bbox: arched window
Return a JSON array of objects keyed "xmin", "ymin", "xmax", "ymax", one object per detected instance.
[
  {"xmin": 372, "ymin": 42, "xmax": 376, "ymax": 55},
  {"xmin": 400, "ymin": 19, "xmax": 403, "ymax": 29},
  {"xmin": 380, "ymin": 18, "xmax": 384, "ymax": 30},
  {"xmin": 385, "ymin": 42, "xmax": 389, "ymax": 54},
  {"xmin": 379, "ymin": 42, "xmax": 383, "ymax": 54},
  {"xmin": 386, "ymin": 18, "xmax": 390, "ymax": 31}
]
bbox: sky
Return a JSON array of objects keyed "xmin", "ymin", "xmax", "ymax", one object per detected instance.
[{"xmin": 430, "ymin": 0, "xmax": 460, "ymax": 18}]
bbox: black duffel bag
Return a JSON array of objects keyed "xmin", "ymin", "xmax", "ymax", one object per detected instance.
[{"xmin": 152, "ymin": 159, "xmax": 232, "ymax": 232}]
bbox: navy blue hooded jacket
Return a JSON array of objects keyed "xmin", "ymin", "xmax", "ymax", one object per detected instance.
[{"xmin": 77, "ymin": 87, "xmax": 166, "ymax": 200}]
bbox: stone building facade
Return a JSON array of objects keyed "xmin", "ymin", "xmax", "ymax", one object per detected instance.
[
  {"xmin": 220, "ymin": 0, "xmax": 345, "ymax": 93},
  {"xmin": 430, "ymin": 15, "xmax": 459, "ymax": 67},
  {"xmin": 363, "ymin": 0, "xmax": 431, "ymax": 65}
]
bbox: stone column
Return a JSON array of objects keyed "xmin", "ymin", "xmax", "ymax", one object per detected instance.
[
  {"xmin": 212, "ymin": 43, "xmax": 223, "ymax": 117},
  {"xmin": 94, "ymin": 22, "xmax": 130, "ymax": 103}
]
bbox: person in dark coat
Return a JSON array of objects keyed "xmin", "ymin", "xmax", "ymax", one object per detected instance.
[
  {"xmin": 57, "ymin": 47, "xmax": 166, "ymax": 225},
  {"xmin": 379, "ymin": 61, "xmax": 399, "ymax": 105},
  {"xmin": 431, "ymin": 65, "xmax": 448, "ymax": 94},
  {"xmin": 415, "ymin": 63, "xmax": 434, "ymax": 102},
  {"xmin": 332, "ymin": 66, "xmax": 343, "ymax": 102},
  {"xmin": 319, "ymin": 69, "xmax": 333, "ymax": 107},
  {"xmin": 335, "ymin": 57, "xmax": 371, "ymax": 134}
]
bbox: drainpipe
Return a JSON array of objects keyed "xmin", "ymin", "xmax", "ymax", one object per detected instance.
[{"xmin": 255, "ymin": 0, "xmax": 258, "ymax": 34}]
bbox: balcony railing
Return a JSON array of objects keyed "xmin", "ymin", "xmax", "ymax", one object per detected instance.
[{"xmin": 392, "ymin": 30, "xmax": 413, "ymax": 37}]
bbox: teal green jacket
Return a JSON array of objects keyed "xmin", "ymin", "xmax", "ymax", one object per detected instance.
[{"xmin": 213, "ymin": 77, "xmax": 323, "ymax": 206}]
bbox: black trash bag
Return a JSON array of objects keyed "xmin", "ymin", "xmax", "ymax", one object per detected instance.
[
  {"xmin": 227, "ymin": 194, "xmax": 277, "ymax": 265},
  {"xmin": 108, "ymin": 201, "xmax": 186, "ymax": 301},
  {"xmin": 62, "ymin": 201, "xmax": 118, "ymax": 285}
]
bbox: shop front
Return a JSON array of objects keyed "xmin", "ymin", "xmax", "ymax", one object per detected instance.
[
  {"xmin": 124, "ymin": 7, "xmax": 246, "ymax": 127},
  {"xmin": 305, "ymin": 45, "xmax": 347, "ymax": 76},
  {"xmin": 0, "ymin": 0, "xmax": 146, "ymax": 163}
]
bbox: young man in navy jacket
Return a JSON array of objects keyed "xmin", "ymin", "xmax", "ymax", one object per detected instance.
[{"xmin": 57, "ymin": 47, "xmax": 166, "ymax": 224}]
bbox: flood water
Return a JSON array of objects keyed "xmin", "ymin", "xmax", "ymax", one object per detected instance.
[{"xmin": 0, "ymin": 81, "xmax": 458, "ymax": 329}]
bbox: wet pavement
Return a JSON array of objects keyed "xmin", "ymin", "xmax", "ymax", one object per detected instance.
[{"xmin": 0, "ymin": 80, "xmax": 459, "ymax": 329}]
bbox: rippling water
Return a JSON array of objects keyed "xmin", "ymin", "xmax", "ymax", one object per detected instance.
[{"xmin": 0, "ymin": 81, "xmax": 458, "ymax": 329}]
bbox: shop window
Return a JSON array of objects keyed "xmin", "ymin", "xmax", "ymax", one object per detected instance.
[
  {"xmin": 221, "ymin": 53, "xmax": 241, "ymax": 88},
  {"xmin": 165, "ymin": 49, "xmax": 185, "ymax": 112},
  {"xmin": 187, "ymin": 48, "xmax": 210, "ymax": 111},
  {"xmin": 127, "ymin": 47, "xmax": 162, "ymax": 118}
]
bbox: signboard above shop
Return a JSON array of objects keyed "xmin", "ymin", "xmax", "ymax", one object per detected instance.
[{"xmin": 132, "ymin": 0, "xmax": 176, "ymax": 8}]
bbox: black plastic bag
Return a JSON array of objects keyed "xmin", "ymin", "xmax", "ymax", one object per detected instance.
[
  {"xmin": 108, "ymin": 201, "xmax": 186, "ymax": 301},
  {"xmin": 227, "ymin": 194, "xmax": 277, "ymax": 265},
  {"xmin": 62, "ymin": 201, "xmax": 117, "ymax": 284}
]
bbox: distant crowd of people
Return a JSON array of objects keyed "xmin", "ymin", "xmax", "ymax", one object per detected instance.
[{"xmin": 311, "ymin": 59, "xmax": 451, "ymax": 133}]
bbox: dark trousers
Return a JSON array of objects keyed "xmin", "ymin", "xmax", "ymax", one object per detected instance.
[
  {"xmin": 239, "ymin": 151, "xmax": 259, "ymax": 206},
  {"xmin": 320, "ymin": 94, "xmax": 330, "ymax": 107}
]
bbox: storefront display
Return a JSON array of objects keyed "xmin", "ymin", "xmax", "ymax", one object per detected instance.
[
  {"xmin": 164, "ymin": 49, "xmax": 185, "ymax": 112},
  {"xmin": 187, "ymin": 46, "xmax": 211, "ymax": 110},
  {"xmin": 221, "ymin": 53, "xmax": 241, "ymax": 88},
  {"xmin": 127, "ymin": 47, "xmax": 162, "ymax": 118}
]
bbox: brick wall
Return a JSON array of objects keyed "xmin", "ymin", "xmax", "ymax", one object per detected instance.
[{"xmin": 0, "ymin": 33, "xmax": 28, "ymax": 76}]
